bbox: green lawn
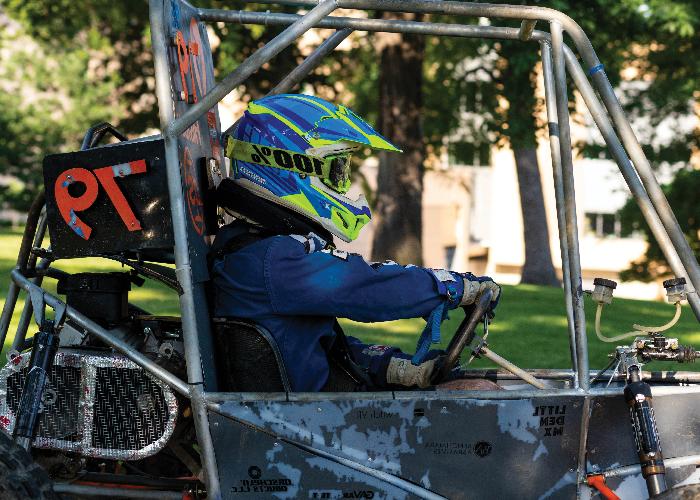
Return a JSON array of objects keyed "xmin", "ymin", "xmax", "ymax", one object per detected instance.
[{"xmin": 1, "ymin": 227, "xmax": 699, "ymax": 371}]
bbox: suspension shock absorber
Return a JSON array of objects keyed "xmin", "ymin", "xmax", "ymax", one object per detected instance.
[
  {"xmin": 12, "ymin": 319, "xmax": 60, "ymax": 451},
  {"xmin": 624, "ymin": 365, "xmax": 667, "ymax": 497}
]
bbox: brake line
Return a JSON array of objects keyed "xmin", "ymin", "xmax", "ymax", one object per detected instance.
[{"xmin": 595, "ymin": 302, "xmax": 682, "ymax": 343}]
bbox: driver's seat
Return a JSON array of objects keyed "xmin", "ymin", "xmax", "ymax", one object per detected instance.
[
  {"xmin": 213, "ymin": 318, "xmax": 292, "ymax": 392},
  {"xmin": 212, "ymin": 318, "xmax": 361, "ymax": 392}
]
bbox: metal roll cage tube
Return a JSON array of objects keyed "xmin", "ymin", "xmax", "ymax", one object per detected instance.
[{"xmin": 0, "ymin": 1, "xmax": 697, "ymax": 498}]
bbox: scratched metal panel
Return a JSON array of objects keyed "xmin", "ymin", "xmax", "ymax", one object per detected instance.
[
  {"xmin": 587, "ymin": 392, "xmax": 700, "ymax": 476},
  {"xmin": 211, "ymin": 397, "xmax": 583, "ymax": 499},
  {"xmin": 163, "ymin": 0, "xmax": 225, "ymax": 283},
  {"xmin": 210, "ymin": 412, "xmax": 412, "ymax": 499}
]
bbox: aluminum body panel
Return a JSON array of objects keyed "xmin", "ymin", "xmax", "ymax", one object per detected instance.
[
  {"xmin": 210, "ymin": 397, "xmax": 584, "ymax": 499},
  {"xmin": 588, "ymin": 392, "xmax": 700, "ymax": 472}
]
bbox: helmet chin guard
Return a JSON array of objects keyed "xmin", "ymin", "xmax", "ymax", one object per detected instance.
[{"xmin": 222, "ymin": 94, "xmax": 400, "ymax": 242}]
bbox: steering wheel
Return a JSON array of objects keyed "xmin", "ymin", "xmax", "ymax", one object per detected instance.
[{"xmin": 433, "ymin": 289, "xmax": 493, "ymax": 384}]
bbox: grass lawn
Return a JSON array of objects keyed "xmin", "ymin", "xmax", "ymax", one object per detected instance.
[{"xmin": 1, "ymin": 227, "xmax": 698, "ymax": 371}]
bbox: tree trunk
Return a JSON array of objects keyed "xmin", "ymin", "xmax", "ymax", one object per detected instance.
[
  {"xmin": 370, "ymin": 13, "xmax": 425, "ymax": 265},
  {"xmin": 499, "ymin": 42, "xmax": 560, "ymax": 286},
  {"xmin": 514, "ymin": 147, "xmax": 560, "ymax": 286}
]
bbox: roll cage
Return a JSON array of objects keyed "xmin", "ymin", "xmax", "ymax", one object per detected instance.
[{"xmin": 1, "ymin": 1, "xmax": 699, "ymax": 498}]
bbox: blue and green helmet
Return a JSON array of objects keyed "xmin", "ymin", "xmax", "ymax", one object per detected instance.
[{"xmin": 223, "ymin": 94, "xmax": 401, "ymax": 242}]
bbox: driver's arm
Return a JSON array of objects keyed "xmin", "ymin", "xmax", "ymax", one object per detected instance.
[{"xmin": 265, "ymin": 235, "xmax": 467, "ymax": 321}]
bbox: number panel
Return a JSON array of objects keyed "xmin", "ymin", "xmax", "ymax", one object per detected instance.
[
  {"xmin": 43, "ymin": 139, "xmax": 173, "ymax": 259},
  {"xmin": 166, "ymin": 0, "xmax": 223, "ymax": 282}
]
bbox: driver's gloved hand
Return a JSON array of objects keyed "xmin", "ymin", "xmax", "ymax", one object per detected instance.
[
  {"xmin": 458, "ymin": 273, "xmax": 501, "ymax": 312},
  {"xmin": 386, "ymin": 353, "xmax": 442, "ymax": 388}
]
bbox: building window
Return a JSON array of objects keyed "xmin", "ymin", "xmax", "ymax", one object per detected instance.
[
  {"xmin": 585, "ymin": 212, "xmax": 621, "ymax": 238},
  {"xmin": 444, "ymin": 246, "xmax": 456, "ymax": 269}
]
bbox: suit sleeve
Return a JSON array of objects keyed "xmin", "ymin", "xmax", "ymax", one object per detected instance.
[{"xmin": 265, "ymin": 236, "xmax": 463, "ymax": 322}]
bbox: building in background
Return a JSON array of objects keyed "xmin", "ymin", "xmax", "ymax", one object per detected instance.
[{"xmin": 340, "ymin": 130, "xmax": 693, "ymax": 301}]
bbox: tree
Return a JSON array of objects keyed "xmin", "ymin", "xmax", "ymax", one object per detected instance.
[
  {"xmin": 370, "ymin": 12, "xmax": 425, "ymax": 265},
  {"xmin": 0, "ymin": 1, "xmax": 338, "ymax": 211},
  {"xmin": 0, "ymin": 10, "xmax": 120, "ymax": 210},
  {"xmin": 620, "ymin": 169, "xmax": 700, "ymax": 281},
  {"xmin": 419, "ymin": 0, "xmax": 652, "ymax": 286},
  {"xmin": 616, "ymin": 0, "xmax": 700, "ymax": 281}
]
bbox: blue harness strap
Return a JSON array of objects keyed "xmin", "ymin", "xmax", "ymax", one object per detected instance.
[
  {"xmin": 411, "ymin": 274, "xmax": 460, "ymax": 365},
  {"xmin": 411, "ymin": 301, "xmax": 447, "ymax": 365}
]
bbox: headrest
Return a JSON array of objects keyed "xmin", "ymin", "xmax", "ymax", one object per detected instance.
[{"xmin": 215, "ymin": 179, "xmax": 334, "ymax": 244}]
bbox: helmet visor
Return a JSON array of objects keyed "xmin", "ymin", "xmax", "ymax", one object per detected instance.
[{"xmin": 323, "ymin": 155, "xmax": 352, "ymax": 194}]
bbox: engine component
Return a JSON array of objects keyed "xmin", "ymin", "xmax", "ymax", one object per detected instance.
[
  {"xmin": 57, "ymin": 272, "xmax": 132, "ymax": 326},
  {"xmin": 0, "ymin": 349, "xmax": 177, "ymax": 460}
]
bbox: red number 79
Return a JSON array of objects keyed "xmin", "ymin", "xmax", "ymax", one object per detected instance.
[{"xmin": 54, "ymin": 159, "xmax": 147, "ymax": 240}]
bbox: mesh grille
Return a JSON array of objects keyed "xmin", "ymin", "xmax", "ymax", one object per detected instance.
[
  {"xmin": 7, "ymin": 365, "xmax": 81, "ymax": 441},
  {"xmin": 0, "ymin": 351, "xmax": 177, "ymax": 459},
  {"xmin": 92, "ymin": 367, "xmax": 169, "ymax": 451}
]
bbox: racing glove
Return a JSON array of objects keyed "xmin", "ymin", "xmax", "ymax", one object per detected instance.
[
  {"xmin": 459, "ymin": 273, "xmax": 501, "ymax": 311},
  {"xmin": 386, "ymin": 356, "xmax": 440, "ymax": 388}
]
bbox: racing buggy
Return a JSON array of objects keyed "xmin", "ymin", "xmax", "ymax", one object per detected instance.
[{"xmin": 1, "ymin": 1, "xmax": 699, "ymax": 499}]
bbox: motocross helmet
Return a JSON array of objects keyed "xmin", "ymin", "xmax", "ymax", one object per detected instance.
[{"xmin": 223, "ymin": 94, "xmax": 401, "ymax": 242}]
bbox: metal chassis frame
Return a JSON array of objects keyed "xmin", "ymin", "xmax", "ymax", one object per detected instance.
[{"xmin": 1, "ymin": 1, "xmax": 700, "ymax": 498}]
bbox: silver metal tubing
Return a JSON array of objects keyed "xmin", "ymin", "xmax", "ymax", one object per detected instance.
[
  {"xmin": 0, "ymin": 195, "xmax": 45, "ymax": 349},
  {"xmin": 576, "ymin": 396, "xmax": 593, "ymax": 494},
  {"xmin": 10, "ymin": 269, "xmax": 190, "ymax": 396},
  {"xmin": 11, "ymin": 258, "xmax": 50, "ymax": 351},
  {"xmin": 551, "ymin": 22, "xmax": 589, "ymax": 391},
  {"xmin": 480, "ymin": 347, "xmax": 546, "ymax": 389},
  {"xmin": 149, "ymin": 0, "xmax": 221, "ymax": 496},
  {"xmin": 268, "ymin": 27, "xmax": 353, "ymax": 95},
  {"xmin": 519, "ymin": 20, "xmax": 537, "ymax": 41},
  {"xmin": 200, "ymin": 9, "xmax": 533, "ymax": 41},
  {"xmin": 205, "ymin": 387, "xmax": 630, "ymax": 403},
  {"xmin": 601, "ymin": 454, "xmax": 700, "ymax": 480},
  {"xmin": 562, "ymin": 47, "xmax": 700, "ymax": 320},
  {"xmin": 168, "ymin": 0, "xmax": 338, "ymax": 138},
  {"xmin": 541, "ymin": 40, "xmax": 578, "ymax": 384},
  {"xmin": 12, "ymin": 212, "xmax": 49, "ymax": 351},
  {"xmin": 0, "ymin": 282, "xmax": 20, "ymax": 351},
  {"xmin": 53, "ymin": 483, "xmax": 184, "ymax": 499}
]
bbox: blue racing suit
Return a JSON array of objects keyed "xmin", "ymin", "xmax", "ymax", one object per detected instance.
[{"xmin": 212, "ymin": 225, "xmax": 465, "ymax": 392}]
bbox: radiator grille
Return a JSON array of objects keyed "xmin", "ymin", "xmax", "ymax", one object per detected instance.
[{"xmin": 0, "ymin": 350, "xmax": 177, "ymax": 460}]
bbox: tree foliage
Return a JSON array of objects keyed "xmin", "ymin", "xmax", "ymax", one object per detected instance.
[
  {"xmin": 620, "ymin": 169, "xmax": 700, "ymax": 281},
  {"xmin": 1, "ymin": 0, "xmax": 699, "ymax": 282}
]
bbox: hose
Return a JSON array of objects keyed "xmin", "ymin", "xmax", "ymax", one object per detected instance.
[{"xmin": 595, "ymin": 302, "xmax": 682, "ymax": 343}]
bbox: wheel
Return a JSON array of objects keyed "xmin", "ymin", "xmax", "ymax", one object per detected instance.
[
  {"xmin": 0, "ymin": 431, "xmax": 58, "ymax": 500},
  {"xmin": 656, "ymin": 483, "xmax": 700, "ymax": 500}
]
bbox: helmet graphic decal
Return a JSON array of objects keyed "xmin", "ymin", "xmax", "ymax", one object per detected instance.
[{"xmin": 223, "ymin": 94, "xmax": 401, "ymax": 242}]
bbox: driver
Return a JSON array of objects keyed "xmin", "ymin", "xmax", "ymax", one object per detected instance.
[{"xmin": 212, "ymin": 94, "xmax": 501, "ymax": 392}]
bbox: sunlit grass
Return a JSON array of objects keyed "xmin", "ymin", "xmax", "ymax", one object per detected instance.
[{"xmin": 1, "ymin": 227, "xmax": 699, "ymax": 371}]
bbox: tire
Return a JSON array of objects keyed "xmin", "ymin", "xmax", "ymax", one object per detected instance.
[
  {"xmin": 0, "ymin": 430, "xmax": 58, "ymax": 500},
  {"xmin": 656, "ymin": 483, "xmax": 700, "ymax": 500}
]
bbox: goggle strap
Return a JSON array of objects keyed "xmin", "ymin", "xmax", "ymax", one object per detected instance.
[{"xmin": 227, "ymin": 138, "xmax": 343, "ymax": 181}]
